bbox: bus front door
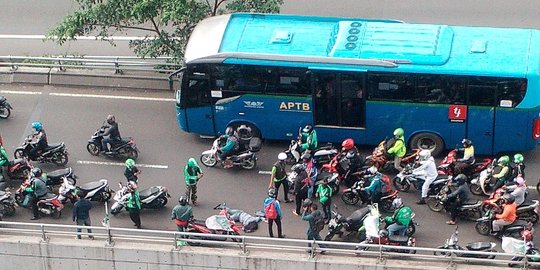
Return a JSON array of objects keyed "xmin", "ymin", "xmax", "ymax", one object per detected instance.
[
  {"xmin": 183, "ymin": 76, "xmax": 216, "ymax": 136},
  {"xmin": 466, "ymin": 106, "xmax": 495, "ymax": 155}
]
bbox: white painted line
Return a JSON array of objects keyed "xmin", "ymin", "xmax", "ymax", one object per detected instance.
[
  {"xmin": 50, "ymin": 92, "xmax": 174, "ymax": 102},
  {"xmin": 0, "ymin": 34, "xmax": 160, "ymax": 41},
  {"xmin": 77, "ymin": 160, "xmax": 168, "ymax": 169},
  {"xmin": 0, "ymin": 90, "xmax": 42, "ymax": 95},
  {"xmin": 527, "ymin": 185, "xmax": 537, "ymax": 190},
  {"xmin": 258, "ymin": 171, "xmax": 272, "ymax": 175}
]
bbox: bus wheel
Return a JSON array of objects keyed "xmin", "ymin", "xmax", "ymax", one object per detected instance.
[{"xmin": 409, "ymin": 133, "xmax": 444, "ymax": 157}]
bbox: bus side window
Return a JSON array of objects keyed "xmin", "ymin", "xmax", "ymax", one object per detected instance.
[{"xmin": 496, "ymin": 79, "xmax": 527, "ymax": 107}]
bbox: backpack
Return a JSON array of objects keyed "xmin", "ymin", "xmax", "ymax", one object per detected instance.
[
  {"xmin": 265, "ymin": 199, "xmax": 278, "ymax": 220},
  {"xmin": 313, "ymin": 212, "xmax": 326, "ymax": 233},
  {"xmin": 380, "ymin": 175, "xmax": 392, "ymax": 193}
]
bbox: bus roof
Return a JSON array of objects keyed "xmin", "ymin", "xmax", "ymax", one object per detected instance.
[{"xmin": 185, "ymin": 13, "xmax": 540, "ymax": 77}]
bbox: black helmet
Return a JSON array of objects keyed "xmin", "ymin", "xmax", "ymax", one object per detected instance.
[
  {"xmin": 178, "ymin": 196, "xmax": 188, "ymax": 206},
  {"xmin": 461, "ymin": 138, "xmax": 472, "ymax": 147},
  {"xmin": 302, "ymin": 198, "xmax": 313, "ymax": 207},
  {"xmin": 453, "ymin": 174, "xmax": 467, "ymax": 185},
  {"xmin": 302, "ymin": 125, "xmax": 313, "ymax": 133},
  {"xmin": 301, "ymin": 152, "xmax": 311, "ymax": 160},
  {"xmin": 502, "ymin": 194, "xmax": 516, "ymax": 204},
  {"xmin": 31, "ymin": 167, "xmax": 42, "ymax": 178},
  {"xmin": 225, "ymin": 126, "xmax": 234, "ymax": 136},
  {"xmin": 106, "ymin": 114, "xmax": 116, "ymax": 125},
  {"xmin": 292, "ymin": 163, "xmax": 305, "ymax": 173},
  {"xmin": 268, "ymin": 188, "xmax": 277, "ymax": 198}
]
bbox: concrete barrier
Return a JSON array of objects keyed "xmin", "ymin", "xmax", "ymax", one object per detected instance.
[{"xmin": 0, "ymin": 234, "xmax": 509, "ymax": 270}]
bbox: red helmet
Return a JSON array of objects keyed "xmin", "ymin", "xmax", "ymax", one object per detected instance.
[{"xmin": 342, "ymin": 138, "xmax": 354, "ymax": 150}]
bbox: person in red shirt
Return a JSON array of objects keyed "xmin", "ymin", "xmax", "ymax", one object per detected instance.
[{"xmin": 492, "ymin": 194, "xmax": 517, "ymax": 234}]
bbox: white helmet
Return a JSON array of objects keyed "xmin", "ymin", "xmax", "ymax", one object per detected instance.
[
  {"xmin": 278, "ymin": 152, "xmax": 287, "ymax": 161},
  {"xmin": 419, "ymin": 150, "xmax": 431, "ymax": 161}
]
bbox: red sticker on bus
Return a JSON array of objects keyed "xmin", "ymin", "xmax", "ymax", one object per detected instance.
[{"xmin": 448, "ymin": 105, "xmax": 467, "ymax": 122}]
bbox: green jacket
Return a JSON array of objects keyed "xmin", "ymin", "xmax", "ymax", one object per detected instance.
[
  {"xmin": 316, "ymin": 184, "xmax": 332, "ymax": 204},
  {"xmin": 126, "ymin": 190, "xmax": 141, "ymax": 210},
  {"xmin": 301, "ymin": 130, "xmax": 318, "ymax": 150},
  {"xmin": 0, "ymin": 146, "xmax": 8, "ymax": 167},
  {"xmin": 385, "ymin": 206, "xmax": 413, "ymax": 226},
  {"xmin": 184, "ymin": 164, "xmax": 202, "ymax": 186},
  {"xmin": 387, "ymin": 136, "xmax": 406, "ymax": 158},
  {"xmin": 171, "ymin": 204, "xmax": 193, "ymax": 221}
]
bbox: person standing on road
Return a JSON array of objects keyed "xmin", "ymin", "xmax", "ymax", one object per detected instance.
[
  {"xmin": 315, "ymin": 177, "xmax": 332, "ymax": 220},
  {"xmin": 27, "ymin": 168, "xmax": 47, "ymax": 220},
  {"xmin": 302, "ymin": 153, "xmax": 317, "ymax": 198},
  {"xmin": 72, "ymin": 193, "xmax": 94, "ymax": 239},
  {"xmin": 268, "ymin": 152, "xmax": 292, "ymax": 202},
  {"xmin": 171, "ymin": 196, "xmax": 193, "ymax": 232},
  {"xmin": 263, "ymin": 188, "xmax": 285, "ymax": 238},
  {"xmin": 124, "ymin": 158, "xmax": 140, "ymax": 184},
  {"xmin": 126, "ymin": 185, "xmax": 142, "ymax": 229},
  {"xmin": 184, "ymin": 158, "xmax": 203, "ymax": 206},
  {"xmin": 292, "ymin": 164, "xmax": 309, "ymax": 216},
  {"xmin": 301, "ymin": 200, "xmax": 326, "ymax": 252}
]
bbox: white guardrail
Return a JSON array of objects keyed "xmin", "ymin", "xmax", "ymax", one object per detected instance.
[{"xmin": 0, "ymin": 221, "xmax": 538, "ymax": 269}]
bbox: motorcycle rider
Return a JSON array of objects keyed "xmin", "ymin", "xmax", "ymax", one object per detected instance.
[
  {"xmin": 507, "ymin": 176, "xmax": 527, "ymax": 206},
  {"xmin": 302, "ymin": 153, "xmax": 318, "ymax": 198},
  {"xmin": 184, "ymin": 158, "xmax": 203, "ymax": 206},
  {"xmin": 341, "ymin": 138, "xmax": 364, "ymax": 185},
  {"xmin": 511, "ymin": 153, "xmax": 525, "ymax": 178},
  {"xmin": 27, "ymin": 167, "xmax": 47, "ymax": 220},
  {"xmin": 491, "ymin": 194, "xmax": 517, "ymax": 235},
  {"xmin": 124, "ymin": 158, "xmax": 140, "ymax": 184},
  {"xmin": 492, "ymin": 155, "xmax": 512, "ymax": 190},
  {"xmin": 415, "ymin": 150, "xmax": 438, "ymax": 205},
  {"xmin": 101, "ymin": 114, "xmax": 121, "ymax": 153},
  {"xmin": 454, "ymin": 139, "xmax": 475, "ymax": 175},
  {"xmin": 28, "ymin": 121, "xmax": 48, "ymax": 160},
  {"xmin": 300, "ymin": 125, "xmax": 318, "ymax": 152},
  {"xmin": 126, "ymin": 185, "xmax": 142, "ymax": 229},
  {"xmin": 316, "ymin": 177, "xmax": 333, "ymax": 220},
  {"xmin": 218, "ymin": 127, "xmax": 239, "ymax": 168},
  {"xmin": 444, "ymin": 174, "xmax": 470, "ymax": 225},
  {"xmin": 171, "ymin": 196, "xmax": 193, "ymax": 232},
  {"xmin": 384, "ymin": 197, "xmax": 414, "ymax": 236},
  {"xmin": 362, "ymin": 166, "xmax": 384, "ymax": 204},
  {"xmin": 387, "ymin": 128, "xmax": 406, "ymax": 172},
  {"xmin": 292, "ymin": 163, "xmax": 310, "ymax": 216},
  {"xmin": 269, "ymin": 152, "xmax": 292, "ymax": 202}
]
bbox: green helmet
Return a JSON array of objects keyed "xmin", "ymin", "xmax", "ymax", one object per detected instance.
[
  {"xmin": 187, "ymin": 158, "xmax": 198, "ymax": 167},
  {"xmin": 393, "ymin": 128, "xmax": 404, "ymax": 137},
  {"xmin": 497, "ymin": 155, "xmax": 510, "ymax": 165},
  {"xmin": 513, "ymin": 153, "xmax": 524, "ymax": 163},
  {"xmin": 125, "ymin": 158, "xmax": 135, "ymax": 168}
]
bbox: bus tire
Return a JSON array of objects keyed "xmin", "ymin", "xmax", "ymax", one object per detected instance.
[{"xmin": 409, "ymin": 132, "xmax": 444, "ymax": 157}]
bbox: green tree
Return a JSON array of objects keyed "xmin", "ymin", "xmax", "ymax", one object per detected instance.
[{"xmin": 48, "ymin": 0, "xmax": 283, "ymax": 63}]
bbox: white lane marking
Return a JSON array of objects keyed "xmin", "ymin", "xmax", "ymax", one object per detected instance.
[
  {"xmin": 527, "ymin": 185, "xmax": 537, "ymax": 189},
  {"xmin": 259, "ymin": 171, "xmax": 272, "ymax": 175},
  {"xmin": 0, "ymin": 90, "xmax": 42, "ymax": 95},
  {"xmin": 50, "ymin": 92, "xmax": 174, "ymax": 102},
  {"xmin": 0, "ymin": 34, "xmax": 159, "ymax": 41},
  {"xmin": 77, "ymin": 160, "xmax": 168, "ymax": 169}
]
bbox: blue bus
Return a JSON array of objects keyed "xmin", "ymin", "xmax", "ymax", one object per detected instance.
[{"xmin": 173, "ymin": 13, "xmax": 540, "ymax": 156}]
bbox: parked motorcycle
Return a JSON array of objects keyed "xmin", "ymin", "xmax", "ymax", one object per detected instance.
[
  {"xmin": 57, "ymin": 177, "xmax": 79, "ymax": 205},
  {"xmin": 475, "ymin": 208, "xmax": 530, "ymax": 238},
  {"xmin": 503, "ymin": 224, "xmax": 540, "ymax": 267},
  {"xmin": 0, "ymin": 189, "xmax": 16, "ymax": 218},
  {"xmin": 36, "ymin": 193, "xmax": 64, "ymax": 218},
  {"xmin": 14, "ymin": 136, "xmax": 69, "ymax": 166},
  {"xmin": 110, "ymin": 182, "xmax": 170, "ymax": 215},
  {"xmin": 200, "ymin": 137, "xmax": 261, "ymax": 170},
  {"xmin": 0, "ymin": 157, "xmax": 31, "ymax": 181},
  {"xmin": 469, "ymin": 160, "xmax": 498, "ymax": 196},
  {"xmin": 0, "ymin": 96, "xmax": 13, "ymax": 119},
  {"xmin": 357, "ymin": 204, "xmax": 416, "ymax": 254},
  {"xmin": 77, "ymin": 179, "xmax": 113, "ymax": 202},
  {"xmin": 185, "ymin": 215, "xmax": 242, "ymax": 245},
  {"xmin": 426, "ymin": 184, "xmax": 483, "ymax": 220},
  {"xmin": 366, "ymin": 139, "xmax": 420, "ymax": 173},
  {"xmin": 324, "ymin": 206, "xmax": 370, "ymax": 241},
  {"xmin": 437, "ymin": 149, "xmax": 491, "ymax": 181},
  {"xmin": 86, "ymin": 125, "xmax": 139, "ymax": 160},
  {"xmin": 45, "ymin": 167, "xmax": 78, "ymax": 187},
  {"xmin": 433, "ymin": 226, "xmax": 496, "ymax": 259}
]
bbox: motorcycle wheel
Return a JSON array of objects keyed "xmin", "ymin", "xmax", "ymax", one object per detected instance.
[
  {"xmin": 475, "ymin": 221, "xmax": 490, "ymax": 236},
  {"xmin": 0, "ymin": 107, "xmax": 10, "ymax": 119},
  {"xmin": 240, "ymin": 158, "xmax": 256, "ymax": 170},
  {"xmin": 154, "ymin": 197, "xmax": 168, "ymax": 208},
  {"xmin": 407, "ymin": 223, "xmax": 416, "ymax": 237},
  {"xmin": 52, "ymin": 152, "xmax": 68, "ymax": 166},
  {"xmin": 341, "ymin": 191, "xmax": 359, "ymax": 205},
  {"xmin": 228, "ymin": 231, "xmax": 240, "ymax": 242},
  {"xmin": 537, "ymin": 181, "xmax": 540, "ymax": 195},
  {"xmin": 392, "ymin": 176, "xmax": 411, "ymax": 192},
  {"xmin": 14, "ymin": 149, "xmax": 25, "ymax": 159},
  {"xmin": 2, "ymin": 203, "xmax": 15, "ymax": 217},
  {"xmin": 426, "ymin": 198, "xmax": 444, "ymax": 212},
  {"xmin": 200, "ymin": 153, "xmax": 217, "ymax": 167},
  {"xmin": 86, "ymin": 142, "xmax": 100, "ymax": 156},
  {"xmin": 52, "ymin": 209, "xmax": 62, "ymax": 219},
  {"xmin": 469, "ymin": 183, "xmax": 483, "ymax": 196}
]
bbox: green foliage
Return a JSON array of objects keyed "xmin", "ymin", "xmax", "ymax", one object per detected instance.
[{"xmin": 48, "ymin": 0, "xmax": 283, "ymax": 63}]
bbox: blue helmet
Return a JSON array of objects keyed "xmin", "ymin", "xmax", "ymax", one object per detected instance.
[{"xmin": 31, "ymin": 121, "xmax": 43, "ymax": 131}]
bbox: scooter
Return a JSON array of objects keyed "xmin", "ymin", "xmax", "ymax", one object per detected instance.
[
  {"xmin": 14, "ymin": 136, "xmax": 69, "ymax": 166},
  {"xmin": 45, "ymin": 167, "xmax": 78, "ymax": 187},
  {"xmin": 0, "ymin": 96, "xmax": 13, "ymax": 119},
  {"xmin": 366, "ymin": 139, "xmax": 420, "ymax": 173},
  {"xmin": 320, "ymin": 152, "xmax": 366, "ymax": 189},
  {"xmin": 285, "ymin": 139, "xmax": 338, "ymax": 167},
  {"xmin": 437, "ymin": 149, "xmax": 491, "ymax": 180},
  {"xmin": 0, "ymin": 157, "xmax": 31, "ymax": 181},
  {"xmin": 392, "ymin": 163, "xmax": 425, "ymax": 192},
  {"xmin": 0, "ymin": 189, "xmax": 16, "ymax": 218},
  {"xmin": 341, "ymin": 177, "xmax": 370, "ymax": 205},
  {"xmin": 475, "ymin": 208, "xmax": 530, "ymax": 238},
  {"xmin": 434, "ymin": 226, "xmax": 496, "ymax": 259},
  {"xmin": 185, "ymin": 215, "xmax": 242, "ymax": 245},
  {"xmin": 426, "ymin": 184, "xmax": 483, "ymax": 220},
  {"xmin": 481, "ymin": 187, "xmax": 539, "ymax": 224},
  {"xmin": 200, "ymin": 136, "xmax": 261, "ymax": 170},
  {"xmin": 36, "ymin": 193, "xmax": 64, "ymax": 218},
  {"xmin": 77, "ymin": 179, "xmax": 113, "ymax": 202},
  {"xmin": 503, "ymin": 224, "xmax": 540, "ymax": 267},
  {"xmin": 110, "ymin": 182, "xmax": 170, "ymax": 215},
  {"xmin": 86, "ymin": 125, "xmax": 139, "ymax": 160},
  {"xmin": 56, "ymin": 177, "xmax": 78, "ymax": 205},
  {"xmin": 324, "ymin": 206, "xmax": 370, "ymax": 241},
  {"xmin": 469, "ymin": 160, "xmax": 497, "ymax": 196}
]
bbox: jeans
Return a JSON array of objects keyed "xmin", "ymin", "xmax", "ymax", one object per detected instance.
[
  {"xmin": 387, "ymin": 223, "xmax": 407, "ymax": 236},
  {"xmin": 307, "ymin": 231, "xmax": 326, "ymax": 248},
  {"xmin": 492, "ymin": 219, "xmax": 513, "ymax": 232},
  {"xmin": 76, "ymin": 217, "xmax": 93, "ymax": 239}
]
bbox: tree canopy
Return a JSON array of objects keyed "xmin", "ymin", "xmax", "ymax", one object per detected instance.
[{"xmin": 48, "ymin": 0, "xmax": 283, "ymax": 63}]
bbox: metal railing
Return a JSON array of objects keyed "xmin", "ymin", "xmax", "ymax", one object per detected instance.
[
  {"xmin": 0, "ymin": 221, "xmax": 538, "ymax": 269},
  {"xmin": 0, "ymin": 55, "xmax": 180, "ymax": 74}
]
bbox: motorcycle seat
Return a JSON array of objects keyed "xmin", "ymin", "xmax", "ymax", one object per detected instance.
[
  {"xmin": 248, "ymin": 137, "xmax": 262, "ymax": 152},
  {"xmin": 381, "ymin": 190, "xmax": 398, "ymax": 200},
  {"xmin": 79, "ymin": 181, "xmax": 103, "ymax": 191},
  {"xmin": 44, "ymin": 143, "xmax": 63, "ymax": 151},
  {"xmin": 11, "ymin": 158, "xmax": 25, "ymax": 164},
  {"xmin": 139, "ymin": 186, "xmax": 160, "ymax": 199},
  {"xmin": 463, "ymin": 199, "xmax": 480, "ymax": 205},
  {"xmin": 466, "ymin": 242, "xmax": 493, "ymax": 251},
  {"xmin": 388, "ymin": 235, "xmax": 409, "ymax": 243},
  {"xmin": 47, "ymin": 168, "xmax": 72, "ymax": 179},
  {"xmin": 42, "ymin": 193, "xmax": 56, "ymax": 199},
  {"xmin": 346, "ymin": 208, "xmax": 369, "ymax": 225}
]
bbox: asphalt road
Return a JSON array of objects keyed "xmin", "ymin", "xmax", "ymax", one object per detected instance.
[
  {"xmin": 0, "ymin": 84, "xmax": 538, "ymax": 251},
  {"xmin": 4, "ymin": 0, "xmax": 540, "ymax": 56}
]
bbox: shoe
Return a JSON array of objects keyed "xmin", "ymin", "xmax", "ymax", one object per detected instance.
[
  {"xmin": 278, "ymin": 235, "xmax": 286, "ymax": 238},
  {"xmin": 88, "ymin": 236, "xmax": 95, "ymax": 240},
  {"xmin": 292, "ymin": 210, "xmax": 299, "ymax": 216},
  {"xmin": 137, "ymin": 225, "xmax": 142, "ymax": 229},
  {"xmin": 416, "ymin": 199, "xmax": 426, "ymax": 205},
  {"xmin": 192, "ymin": 202, "xmax": 199, "ymax": 206},
  {"xmin": 446, "ymin": 220, "xmax": 456, "ymax": 225},
  {"xmin": 30, "ymin": 216, "xmax": 40, "ymax": 220},
  {"xmin": 320, "ymin": 250, "xmax": 327, "ymax": 254},
  {"xmin": 75, "ymin": 236, "xmax": 81, "ymax": 240}
]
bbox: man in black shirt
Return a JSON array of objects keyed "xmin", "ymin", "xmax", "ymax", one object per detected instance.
[
  {"xmin": 73, "ymin": 193, "xmax": 94, "ymax": 239},
  {"xmin": 101, "ymin": 115, "xmax": 121, "ymax": 153}
]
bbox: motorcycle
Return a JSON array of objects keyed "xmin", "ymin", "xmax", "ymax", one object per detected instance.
[
  {"xmin": 36, "ymin": 193, "xmax": 64, "ymax": 218},
  {"xmin": 341, "ymin": 177, "xmax": 370, "ymax": 205},
  {"xmin": 426, "ymin": 184, "xmax": 483, "ymax": 220},
  {"xmin": 433, "ymin": 226, "xmax": 496, "ymax": 259},
  {"xmin": 324, "ymin": 206, "xmax": 370, "ymax": 242},
  {"xmin": 110, "ymin": 182, "xmax": 170, "ymax": 215},
  {"xmin": 437, "ymin": 149, "xmax": 491, "ymax": 180},
  {"xmin": 56, "ymin": 177, "xmax": 79, "ymax": 205},
  {"xmin": 285, "ymin": 138, "xmax": 338, "ymax": 167},
  {"xmin": 200, "ymin": 137, "xmax": 261, "ymax": 170},
  {"xmin": 0, "ymin": 157, "xmax": 32, "ymax": 182},
  {"xmin": 475, "ymin": 208, "xmax": 530, "ymax": 238},
  {"xmin": 185, "ymin": 215, "xmax": 242, "ymax": 245},
  {"xmin": 77, "ymin": 179, "xmax": 113, "ymax": 202},
  {"xmin": 469, "ymin": 160, "xmax": 498, "ymax": 196},
  {"xmin": 320, "ymin": 152, "xmax": 366, "ymax": 188},
  {"xmin": 357, "ymin": 204, "xmax": 416, "ymax": 254},
  {"xmin": 45, "ymin": 167, "xmax": 78, "ymax": 187},
  {"xmin": 481, "ymin": 186, "xmax": 539, "ymax": 224},
  {"xmin": 503, "ymin": 224, "xmax": 540, "ymax": 268},
  {"xmin": 86, "ymin": 125, "xmax": 139, "ymax": 160},
  {"xmin": 393, "ymin": 163, "xmax": 450, "ymax": 195},
  {"xmin": 0, "ymin": 96, "xmax": 13, "ymax": 119},
  {"xmin": 14, "ymin": 136, "xmax": 69, "ymax": 166},
  {"xmin": 0, "ymin": 189, "xmax": 16, "ymax": 218},
  {"xmin": 365, "ymin": 139, "xmax": 420, "ymax": 173}
]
